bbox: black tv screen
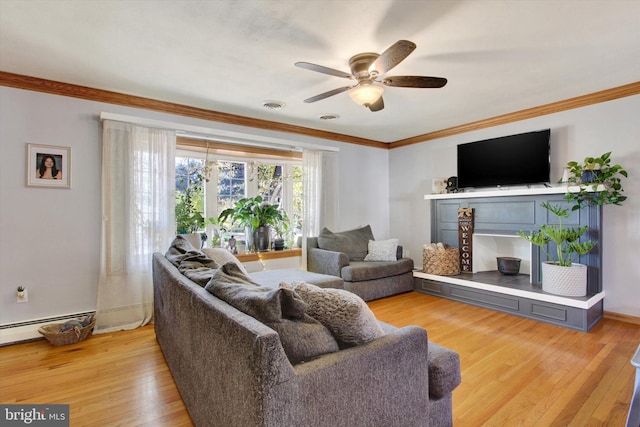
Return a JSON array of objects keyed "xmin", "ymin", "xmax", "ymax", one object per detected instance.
[{"xmin": 456, "ymin": 129, "xmax": 550, "ymax": 190}]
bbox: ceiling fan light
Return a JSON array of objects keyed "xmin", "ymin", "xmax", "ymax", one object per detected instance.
[{"xmin": 349, "ymin": 83, "xmax": 384, "ymax": 106}]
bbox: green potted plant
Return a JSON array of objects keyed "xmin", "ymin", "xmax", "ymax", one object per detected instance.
[
  {"xmin": 175, "ymin": 187, "xmax": 207, "ymax": 248},
  {"xmin": 218, "ymin": 196, "xmax": 288, "ymax": 252},
  {"xmin": 518, "ymin": 202, "xmax": 597, "ymax": 297},
  {"xmin": 564, "ymin": 152, "xmax": 628, "ymax": 210},
  {"xmin": 272, "ymin": 210, "xmax": 290, "ymax": 250}
]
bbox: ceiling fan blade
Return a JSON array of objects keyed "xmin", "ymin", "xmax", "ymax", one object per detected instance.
[
  {"xmin": 371, "ymin": 40, "xmax": 416, "ymax": 75},
  {"xmin": 303, "ymin": 86, "xmax": 354, "ymax": 103},
  {"xmin": 368, "ymin": 96, "xmax": 384, "ymax": 112},
  {"xmin": 381, "ymin": 76, "xmax": 448, "ymax": 88},
  {"xmin": 295, "ymin": 62, "xmax": 354, "ymax": 79}
]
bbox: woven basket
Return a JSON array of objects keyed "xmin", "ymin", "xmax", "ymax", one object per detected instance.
[
  {"xmin": 423, "ymin": 247, "xmax": 461, "ymax": 276},
  {"xmin": 38, "ymin": 318, "xmax": 96, "ymax": 346}
]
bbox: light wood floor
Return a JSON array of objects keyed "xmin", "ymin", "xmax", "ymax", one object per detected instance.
[{"xmin": 1, "ymin": 292, "xmax": 638, "ymax": 426}]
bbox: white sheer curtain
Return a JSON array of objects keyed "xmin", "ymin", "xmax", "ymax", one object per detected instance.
[
  {"xmin": 302, "ymin": 149, "xmax": 338, "ymax": 269},
  {"xmin": 95, "ymin": 120, "xmax": 176, "ymax": 333}
]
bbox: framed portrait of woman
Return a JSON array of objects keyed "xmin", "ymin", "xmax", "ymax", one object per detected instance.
[{"xmin": 26, "ymin": 143, "xmax": 71, "ymax": 188}]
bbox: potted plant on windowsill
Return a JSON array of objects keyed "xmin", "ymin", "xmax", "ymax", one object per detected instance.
[
  {"xmin": 518, "ymin": 202, "xmax": 597, "ymax": 297},
  {"xmin": 218, "ymin": 196, "xmax": 288, "ymax": 252},
  {"xmin": 564, "ymin": 151, "xmax": 628, "ymax": 210},
  {"xmin": 175, "ymin": 188, "xmax": 207, "ymax": 249},
  {"xmin": 272, "ymin": 210, "xmax": 290, "ymax": 250}
]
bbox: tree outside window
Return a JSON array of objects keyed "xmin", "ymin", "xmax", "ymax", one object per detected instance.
[{"xmin": 175, "ymin": 157, "xmax": 205, "ymax": 233}]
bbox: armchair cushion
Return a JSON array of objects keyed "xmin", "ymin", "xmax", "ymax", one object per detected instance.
[
  {"xmin": 317, "ymin": 225, "xmax": 374, "ymax": 261},
  {"xmin": 342, "ymin": 258, "xmax": 415, "ymax": 282},
  {"xmin": 364, "ymin": 239, "xmax": 399, "ymax": 261}
]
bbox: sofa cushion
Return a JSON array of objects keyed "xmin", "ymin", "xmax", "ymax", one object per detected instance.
[
  {"xmin": 317, "ymin": 225, "xmax": 374, "ymax": 261},
  {"xmin": 202, "ymin": 247, "xmax": 249, "ymax": 275},
  {"xmin": 205, "ymin": 264, "xmax": 339, "ymax": 364},
  {"xmin": 251, "ymin": 269, "xmax": 344, "ymax": 290},
  {"xmin": 341, "ymin": 258, "xmax": 414, "ymax": 282},
  {"xmin": 285, "ymin": 281, "xmax": 385, "ymax": 348},
  {"xmin": 266, "ymin": 316, "xmax": 340, "ymax": 364},
  {"xmin": 205, "ymin": 263, "xmax": 306, "ymax": 322},
  {"xmin": 364, "ymin": 239, "xmax": 399, "ymax": 262}
]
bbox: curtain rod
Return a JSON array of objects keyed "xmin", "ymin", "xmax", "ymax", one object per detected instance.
[{"xmin": 99, "ymin": 112, "xmax": 339, "ymax": 152}]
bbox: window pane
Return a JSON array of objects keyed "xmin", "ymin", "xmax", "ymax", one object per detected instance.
[
  {"xmin": 217, "ymin": 161, "xmax": 246, "ymax": 214},
  {"xmin": 292, "ymin": 165, "xmax": 303, "ymax": 234},
  {"xmin": 175, "ymin": 157, "xmax": 205, "ymax": 233},
  {"xmin": 258, "ymin": 164, "xmax": 283, "ymax": 207}
]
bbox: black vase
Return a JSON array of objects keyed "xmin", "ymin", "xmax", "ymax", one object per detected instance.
[
  {"xmin": 581, "ymin": 170, "xmax": 600, "ymax": 184},
  {"xmin": 253, "ymin": 226, "xmax": 271, "ymax": 252},
  {"xmin": 273, "ymin": 238, "xmax": 285, "ymax": 250}
]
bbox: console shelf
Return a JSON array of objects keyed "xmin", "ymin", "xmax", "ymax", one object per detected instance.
[{"xmin": 418, "ymin": 189, "xmax": 603, "ymax": 331}]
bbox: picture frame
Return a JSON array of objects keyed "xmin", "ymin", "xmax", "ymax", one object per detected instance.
[{"xmin": 26, "ymin": 143, "xmax": 71, "ymax": 188}]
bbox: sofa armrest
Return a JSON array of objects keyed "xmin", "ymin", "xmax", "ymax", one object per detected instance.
[
  {"xmin": 307, "ymin": 247, "xmax": 349, "ymax": 278},
  {"xmin": 266, "ymin": 325, "xmax": 431, "ymax": 427}
]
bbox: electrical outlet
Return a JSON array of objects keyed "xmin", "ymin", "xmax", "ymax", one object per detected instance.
[{"xmin": 17, "ymin": 289, "xmax": 28, "ymax": 303}]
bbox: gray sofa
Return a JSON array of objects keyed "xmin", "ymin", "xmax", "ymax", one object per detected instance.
[
  {"xmin": 307, "ymin": 225, "xmax": 415, "ymax": 301},
  {"xmin": 153, "ymin": 247, "xmax": 461, "ymax": 426}
]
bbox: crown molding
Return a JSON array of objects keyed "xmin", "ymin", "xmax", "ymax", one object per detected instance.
[
  {"xmin": 0, "ymin": 71, "xmax": 386, "ymax": 149},
  {"xmin": 390, "ymin": 81, "xmax": 640, "ymax": 149},
  {"xmin": 2, "ymin": 71, "xmax": 638, "ymax": 150}
]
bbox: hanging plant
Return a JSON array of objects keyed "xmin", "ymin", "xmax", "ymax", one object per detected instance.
[{"xmin": 564, "ymin": 152, "xmax": 628, "ymax": 210}]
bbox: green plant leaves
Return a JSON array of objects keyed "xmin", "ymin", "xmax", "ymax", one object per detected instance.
[
  {"xmin": 518, "ymin": 201, "xmax": 596, "ymax": 266},
  {"xmin": 564, "ymin": 151, "xmax": 628, "ymax": 210}
]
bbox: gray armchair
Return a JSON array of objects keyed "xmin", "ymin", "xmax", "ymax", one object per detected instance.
[{"xmin": 307, "ymin": 225, "xmax": 415, "ymax": 301}]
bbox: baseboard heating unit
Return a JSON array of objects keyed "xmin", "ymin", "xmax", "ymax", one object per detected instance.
[{"xmin": 0, "ymin": 311, "xmax": 96, "ymax": 346}]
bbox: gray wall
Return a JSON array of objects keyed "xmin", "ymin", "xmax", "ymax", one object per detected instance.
[
  {"xmin": 0, "ymin": 86, "xmax": 390, "ymax": 326},
  {"xmin": 1, "ymin": 85, "xmax": 636, "ymax": 326},
  {"xmin": 389, "ymin": 94, "xmax": 640, "ymax": 317}
]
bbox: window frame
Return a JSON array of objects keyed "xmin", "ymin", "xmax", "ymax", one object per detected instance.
[{"xmin": 175, "ymin": 138, "xmax": 303, "ymax": 246}]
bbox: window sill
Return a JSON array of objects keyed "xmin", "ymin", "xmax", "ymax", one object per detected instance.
[{"xmin": 236, "ymin": 248, "xmax": 302, "ymax": 263}]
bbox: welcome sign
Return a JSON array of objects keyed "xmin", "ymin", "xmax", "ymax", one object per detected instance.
[{"xmin": 458, "ymin": 208, "xmax": 474, "ymax": 273}]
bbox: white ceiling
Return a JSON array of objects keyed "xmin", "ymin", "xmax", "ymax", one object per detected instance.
[{"xmin": 1, "ymin": 0, "xmax": 639, "ymax": 143}]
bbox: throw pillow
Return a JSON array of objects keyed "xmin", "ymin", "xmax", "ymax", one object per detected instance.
[
  {"xmin": 317, "ymin": 225, "xmax": 374, "ymax": 261},
  {"xmin": 266, "ymin": 316, "xmax": 340, "ymax": 364},
  {"xmin": 202, "ymin": 247, "xmax": 249, "ymax": 275},
  {"xmin": 284, "ymin": 281, "xmax": 385, "ymax": 348},
  {"xmin": 364, "ymin": 238, "xmax": 399, "ymax": 262}
]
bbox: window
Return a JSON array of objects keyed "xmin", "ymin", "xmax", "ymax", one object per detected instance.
[
  {"xmin": 175, "ymin": 139, "xmax": 303, "ymax": 249},
  {"xmin": 175, "ymin": 156, "xmax": 205, "ymax": 233}
]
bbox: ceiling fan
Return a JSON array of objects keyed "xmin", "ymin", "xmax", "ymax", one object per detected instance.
[{"xmin": 295, "ymin": 40, "xmax": 447, "ymax": 112}]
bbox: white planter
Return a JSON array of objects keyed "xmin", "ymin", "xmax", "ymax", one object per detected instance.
[{"xmin": 541, "ymin": 261, "xmax": 587, "ymax": 297}]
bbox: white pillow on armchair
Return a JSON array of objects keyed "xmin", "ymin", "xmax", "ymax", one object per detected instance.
[{"xmin": 364, "ymin": 239, "xmax": 399, "ymax": 262}]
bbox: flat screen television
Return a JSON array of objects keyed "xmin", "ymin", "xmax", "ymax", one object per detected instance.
[{"xmin": 456, "ymin": 129, "xmax": 550, "ymax": 190}]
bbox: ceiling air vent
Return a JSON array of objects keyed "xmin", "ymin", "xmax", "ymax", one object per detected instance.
[
  {"xmin": 320, "ymin": 114, "xmax": 339, "ymax": 120},
  {"xmin": 262, "ymin": 100, "xmax": 285, "ymax": 110}
]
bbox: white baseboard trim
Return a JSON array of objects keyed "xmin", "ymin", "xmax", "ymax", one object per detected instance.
[{"xmin": 0, "ymin": 311, "xmax": 95, "ymax": 346}]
